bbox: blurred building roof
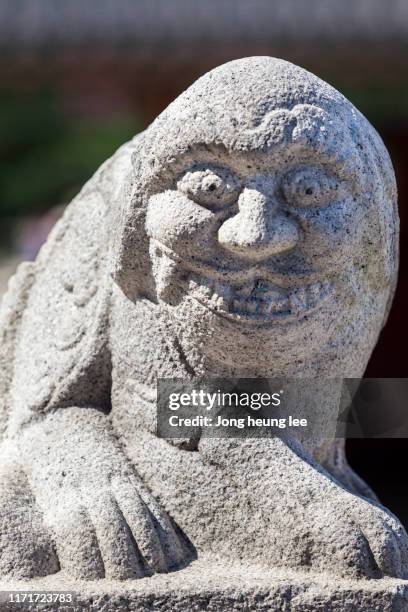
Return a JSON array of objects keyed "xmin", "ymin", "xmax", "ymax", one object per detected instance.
[{"xmin": 1, "ymin": 0, "xmax": 407, "ymax": 51}]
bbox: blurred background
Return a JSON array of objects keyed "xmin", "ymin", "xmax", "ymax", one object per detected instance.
[{"xmin": 1, "ymin": 1, "xmax": 407, "ymax": 524}]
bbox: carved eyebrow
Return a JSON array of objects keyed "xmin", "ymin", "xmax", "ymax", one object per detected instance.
[{"xmin": 160, "ymin": 140, "xmax": 358, "ymax": 188}]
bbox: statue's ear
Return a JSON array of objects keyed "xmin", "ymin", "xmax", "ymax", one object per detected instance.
[
  {"xmin": 368, "ymin": 127, "xmax": 399, "ymax": 290},
  {"xmin": 110, "ymin": 138, "xmax": 158, "ymax": 304},
  {"xmin": 377, "ymin": 163, "xmax": 399, "ymax": 327},
  {"xmin": 360, "ymin": 120, "xmax": 399, "ymax": 326}
]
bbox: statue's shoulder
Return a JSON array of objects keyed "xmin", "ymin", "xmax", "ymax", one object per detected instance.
[
  {"xmin": 3, "ymin": 138, "xmax": 139, "ymax": 434},
  {"xmin": 0, "ymin": 261, "xmax": 36, "ymax": 437}
]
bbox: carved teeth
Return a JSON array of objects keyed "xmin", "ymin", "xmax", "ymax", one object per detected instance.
[
  {"xmin": 308, "ymin": 282, "xmax": 321, "ymax": 303},
  {"xmin": 235, "ymin": 283, "xmax": 254, "ymax": 297},
  {"xmin": 246, "ymin": 300, "xmax": 257, "ymax": 314},
  {"xmin": 263, "ymin": 301, "xmax": 273, "ymax": 314},
  {"xmin": 214, "ymin": 295, "xmax": 227, "ymax": 310},
  {"xmin": 190, "ymin": 278, "xmax": 212, "ymax": 299},
  {"xmin": 296, "ymin": 287, "xmax": 307, "ymax": 304},
  {"xmin": 183, "ymin": 273, "xmax": 332, "ymax": 320},
  {"xmin": 289, "ymin": 288, "xmax": 308, "ymax": 314},
  {"xmin": 321, "ymin": 280, "xmax": 332, "ymax": 295},
  {"xmin": 269, "ymin": 297, "xmax": 289, "ymax": 313},
  {"xmin": 233, "ymin": 300, "xmax": 241, "ymax": 311},
  {"xmin": 153, "ymin": 252, "xmax": 183, "ymax": 302},
  {"xmin": 289, "ymin": 295, "xmax": 302, "ymax": 314}
]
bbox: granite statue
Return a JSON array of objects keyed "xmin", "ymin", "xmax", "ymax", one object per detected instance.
[{"xmin": 0, "ymin": 57, "xmax": 405, "ymax": 606}]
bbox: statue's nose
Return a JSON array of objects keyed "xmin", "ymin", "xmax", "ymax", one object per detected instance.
[{"xmin": 218, "ymin": 187, "xmax": 299, "ymax": 261}]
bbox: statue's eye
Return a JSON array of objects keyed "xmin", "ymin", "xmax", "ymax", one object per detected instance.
[
  {"xmin": 177, "ymin": 166, "xmax": 240, "ymax": 209},
  {"xmin": 282, "ymin": 167, "xmax": 342, "ymax": 208}
]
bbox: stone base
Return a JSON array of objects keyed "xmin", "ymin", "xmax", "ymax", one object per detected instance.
[{"xmin": 1, "ymin": 558, "xmax": 407, "ymax": 612}]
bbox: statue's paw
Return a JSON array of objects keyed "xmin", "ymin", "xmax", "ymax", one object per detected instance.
[
  {"xmin": 43, "ymin": 472, "xmax": 194, "ymax": 580},
  {"xmin": 0, "ymin": 465, "xmax": 59, "ymax": 579},
  {"xmin": 306, "ymin": 491, "xmax": 408, "ymax": 579}
]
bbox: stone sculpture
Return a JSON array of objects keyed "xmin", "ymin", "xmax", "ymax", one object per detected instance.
[{"xmin": 0, "ymin": 57, "xmax": 406, "ymax": 609}]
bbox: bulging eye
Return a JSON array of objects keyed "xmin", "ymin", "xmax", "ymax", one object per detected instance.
[
  {"xmin": 177, "ymin": 166, "xmax": 240, "ymax": 209},
  {"xmin": 282, "ymin": 167, "xmax": 342, "ymax": 208}
]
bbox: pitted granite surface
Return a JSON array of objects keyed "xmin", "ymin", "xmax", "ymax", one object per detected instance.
[
  {"xmin": 0, "ymin": 57, "xmax": 405, "ymax": 610},
  {"xmin": 1, "ymin": 559, "xmax": 408, "ymax": 611}
]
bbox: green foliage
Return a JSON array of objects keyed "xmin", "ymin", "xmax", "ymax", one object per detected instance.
[
  {"xmin": 1, "ymin": 82, "xmax": 406, "ymax": 218},
  {"xmin": 329, "ymin": 82, "xmax": 408, "ymax": 129},
  {"xmin": 0, "ymin": 91, "xmax": 141, "ymax": 217}
]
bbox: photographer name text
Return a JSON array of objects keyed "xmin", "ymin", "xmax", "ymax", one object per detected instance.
[{"xmin": 168, "ymin": 414, "xmax": 307, "ymax": 429}]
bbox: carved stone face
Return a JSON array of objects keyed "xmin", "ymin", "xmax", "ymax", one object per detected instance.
[
  {"xmin": 116, "ymin": 58, "xmax": 398, "ymax": 375},
  {"xmin": 146, "ymin": 111, "xmax": 364, "ymax": 328}
]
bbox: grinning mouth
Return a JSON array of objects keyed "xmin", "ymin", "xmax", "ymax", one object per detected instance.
[
  {"xmin": 151, "ymin": 241, "xmax": 333, "ymax": 324},
  {"xmin": 185, "ymin": 275, "xmax": 333, "ymax": 322}
]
